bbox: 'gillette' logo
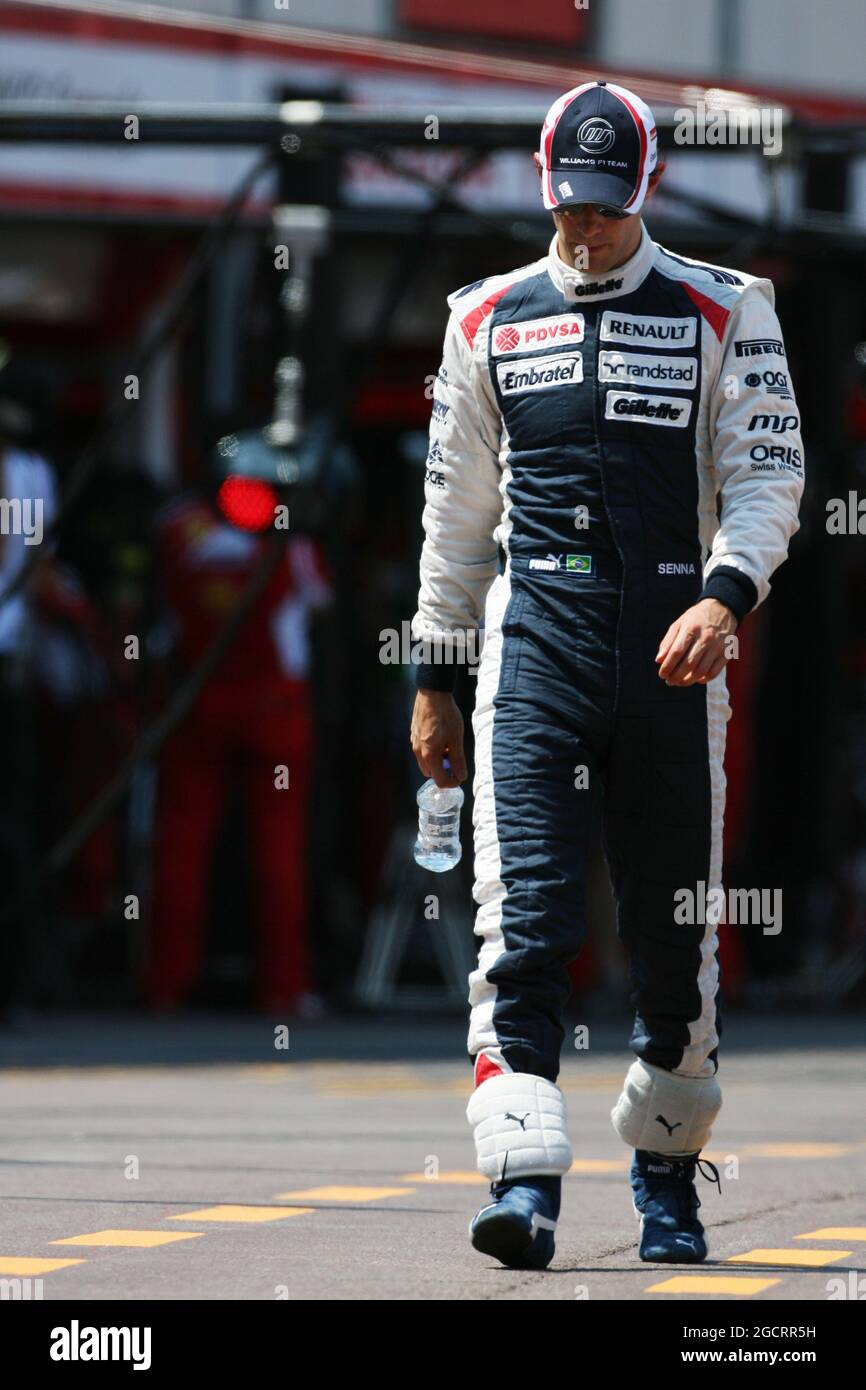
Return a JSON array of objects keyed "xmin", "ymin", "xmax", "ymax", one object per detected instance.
[
  {"xmin": 497, "ymin": 353, "xmax": 583, "ymax": 395},
  {"xmin": 492, "ymin": 315, "xmax": 585, "ymax": 356},
  {"xmin": 604, "ymin": 391, "xmax": 692, "ymax": 427}
]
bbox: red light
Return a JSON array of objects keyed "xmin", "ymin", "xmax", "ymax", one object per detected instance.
[{"xmin": 216, "ymin": 475, "xmax": 278, "ymax": 532}]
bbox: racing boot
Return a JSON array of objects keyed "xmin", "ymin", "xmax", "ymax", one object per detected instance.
[
  {"xmin": 470, "ymin": 1175, "xmax": 561, "ymax": 1270},
  {"xmin": 630, "ymin": 1149, "xmax": 721, "ymax": 1263},
  {"xmin": 466, "ymin": 1070, "xmax": 572, "ymax": 1269}
]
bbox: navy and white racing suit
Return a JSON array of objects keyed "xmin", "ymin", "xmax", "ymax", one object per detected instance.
[{"xmin": 413, "ymin": 224, "xmax": 803, "ymax": 1097}]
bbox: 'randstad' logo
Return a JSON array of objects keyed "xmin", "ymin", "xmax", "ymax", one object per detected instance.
[{"xmin": 577, "ymin": 117, "xmax": 615, "ymax": 154}]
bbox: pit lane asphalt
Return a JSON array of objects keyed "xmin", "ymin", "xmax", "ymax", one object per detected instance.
[{"xmin": 0, "ymin": 1012, "xmax": 863, "ymax": 1301}]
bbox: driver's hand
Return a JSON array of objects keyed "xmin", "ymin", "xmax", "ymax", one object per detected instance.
[
  {"xmin": 656, "ymin": 598, "xmax": 738, "ymax": 687},
  {"xmin": 410, "ymin": 690, "xmax": 466, "ymax": 787}
]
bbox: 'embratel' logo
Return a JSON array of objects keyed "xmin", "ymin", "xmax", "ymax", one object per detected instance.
[
  {"xmin": 577, "ymin": 116, "xmax": 615, "ymax": 154},
  {"xmin": 497, "ymin": 353, "xmax": 583, "ymax": 395}
]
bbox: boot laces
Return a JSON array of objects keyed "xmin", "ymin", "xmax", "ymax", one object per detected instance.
[
  {"xmin": 697, "ymin": 1157, "xmax": 721, "ymax": 1197},
  {"xmin": 642, "ymin": 1154, "xmax": 721, "ymax": 1224},
  {"xmin": 678, "ymin": 1156, "xmax": 721, "ymax": 1222}
]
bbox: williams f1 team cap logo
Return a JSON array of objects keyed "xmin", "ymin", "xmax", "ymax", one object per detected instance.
[{"xmin": 538, "ymin": 80, "xmax": 658, "ymax": 215}]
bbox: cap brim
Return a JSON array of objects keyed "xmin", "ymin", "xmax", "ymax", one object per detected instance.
[{"xmin": 543, "ymin": 169, "xmax": 642, "ymax": 214}]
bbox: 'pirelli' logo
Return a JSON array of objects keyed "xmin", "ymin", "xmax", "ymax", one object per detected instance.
[{"xmin": 734, "ymin": 338, "xmax": 785, "ymax": 358}]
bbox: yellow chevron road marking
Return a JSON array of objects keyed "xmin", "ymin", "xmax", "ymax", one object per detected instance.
[
  {"xmin": 167, "ymin": 1205, "xmax": 315, "ymax": 1223},
  {"xmin": 274, "ymin": 1186, "xmax": 413, "ymax": 1202},
  {"xmin": 568, "ymin": 1158, "xmax": 629, "ymax": 1173},
  {"xmin": 795, "ymin": 1228, "xmax": 866, "ymax": 1241},
  {"xmin": 559, "ymin": 1075, "xmax": 631, "ymax": 1092},
  {"xmin": 317, "ymin": 1069, "xmax": 628, "ymax": 1097},
  {"xmin": 401, "ymin": 1171, "xmax": 485, "ymax": 1184},
  {"xmin": 726, "ymin": 1248, "xmax": 852, "ymax": 1267},
  {"xmin": 647, "ymin": 1275, "xmax": 780, "ymax": 1294},
  {"xmin": 316, "ymin": 1067, "xmax": 428, "ymax": 1096},
  {"xmin": 0, "ymin": 1256, "xmax": 86, "ymax": 1274},
  {"xmin": 742, "ymin": 1142, "xmax": 852, "ymax": 1159},
  {"xmin": 51, "ymin": 1230, "xmax": 204, "ymax": 1248}
]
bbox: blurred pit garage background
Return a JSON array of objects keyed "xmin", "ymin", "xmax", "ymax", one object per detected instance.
[{"xmin": 0, "ymin": 0, "xmax": 864, "ymax": 1031}]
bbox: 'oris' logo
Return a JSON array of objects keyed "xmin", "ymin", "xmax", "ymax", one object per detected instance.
[
  {"xmin": 577, "ymin": 117, "xmax": 615, "ymax": 154},
  {"xmin": 494, "ymin": 326, "xmax": 521, "ymax": 353}
]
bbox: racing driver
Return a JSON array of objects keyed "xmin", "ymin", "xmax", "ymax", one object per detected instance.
[{"xmin": 410, "ymin": 80, "xmax": 804, "ymax": 1269}]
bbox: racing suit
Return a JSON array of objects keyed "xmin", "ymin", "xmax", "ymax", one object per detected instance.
[{"xmin": 412, "ymin": 224, "xmax": 803, "ymax": 1156}]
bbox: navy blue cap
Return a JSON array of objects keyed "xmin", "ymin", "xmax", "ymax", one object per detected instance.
[{"xmin": 539, "ymin": 80, "xmax": 658, "ymax": 214}]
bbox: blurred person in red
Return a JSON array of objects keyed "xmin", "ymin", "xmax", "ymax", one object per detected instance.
[{"xmin": 143, "ymin": 454, "xmax": 332, "ymax": 1017}]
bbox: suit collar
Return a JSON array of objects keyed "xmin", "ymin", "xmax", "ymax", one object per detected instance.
[{"xmin": 547, "ymin": 222, "xmax": 654, "ymax": 303}]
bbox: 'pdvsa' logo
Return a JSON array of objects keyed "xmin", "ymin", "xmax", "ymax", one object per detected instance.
[{"xmin": 494, "ymin": 325, "xmax": 521, "ymax": 353}]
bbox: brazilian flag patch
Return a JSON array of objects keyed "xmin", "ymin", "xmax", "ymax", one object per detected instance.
[{"xmin": 566, "ymin": 554, "xmax": 592, "ymax": 575}]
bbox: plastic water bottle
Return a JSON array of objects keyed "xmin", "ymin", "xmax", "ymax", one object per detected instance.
[{"xmin": 414, "ymin": 767, "xmax": 464, "ymax": 872}]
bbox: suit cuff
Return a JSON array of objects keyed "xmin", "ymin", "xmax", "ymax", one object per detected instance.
[
  {"xmin": 415, "ymin": 661, "xmax": 458, "ymax": 693},
  {"xmin": 699, "ymin": 566, "xmax": 758, "ymax": 624}
]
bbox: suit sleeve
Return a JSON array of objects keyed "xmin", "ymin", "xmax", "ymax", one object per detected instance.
[
  {"xmin": 700, "ymin": 283, "xmax": 804, "ymax": 622},
  {"xmin": 412, "ymin": 310, "xmax": 503, "ymax": 691}
]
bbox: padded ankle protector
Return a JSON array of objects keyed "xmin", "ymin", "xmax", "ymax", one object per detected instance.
[
  {"xmin": 466, "ymin": 1072, "xmax": 573, "ymax": 1181},
  {"xmin": 611, "ymin": 1060, "xmax": 722, "ymax": 1157}
]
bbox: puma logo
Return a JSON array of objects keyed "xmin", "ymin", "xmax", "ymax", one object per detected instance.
[
  {"xmin": 656, "ymin": 1115, "xmax": 682, "ymax": 1137},
  {"xmin": 504, "ymin": 1112, "xmax": 530, "ymax": 1130}
]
